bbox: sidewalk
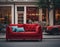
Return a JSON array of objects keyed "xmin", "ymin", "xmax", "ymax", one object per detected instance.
[
  {"xmin": 0, "ymin": 32, "xmax": 60, "ymax": 39},
  {"xmin": 43, "ymin": 32, "xmax": 60, "ymax": 39},
  {"xmin": 0, "ymin": 33, "xmax": 6, "ymax": 39}
]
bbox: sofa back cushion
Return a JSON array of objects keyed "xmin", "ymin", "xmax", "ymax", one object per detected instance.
[
  {"xmin": 9, "ymin": 24, "xmax": 24, "ymax": 27},
  {"xmin": 17, "ymin": 24, "xmax": 24, "ymax": 27},
  {"xmin": 9, "ymin": 24, "xmax": 38, "ymax": 32},
  {"xmin": 25, "ymin": 24, "xmax": 38, "ymax": 32}
]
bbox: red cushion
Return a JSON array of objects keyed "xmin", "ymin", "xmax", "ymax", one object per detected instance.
[
  {"xmin": 17, "ymin": 24, "xmax": 24, "ymax": 27},
  {"xmin": 9, "ymin": 24, "xmax": 24, "ymax": 27},
  {"xmin": 24, "ymin": 24, "xmax": 38, "ymax": 32}
]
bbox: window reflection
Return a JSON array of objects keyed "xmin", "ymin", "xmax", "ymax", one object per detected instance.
[{"xmin": 26, "ymin": 7, "xmax": 39, "ymax": 24}]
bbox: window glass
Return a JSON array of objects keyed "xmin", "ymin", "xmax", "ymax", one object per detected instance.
[
  {"xmin": 55, "ymin": 8, "xmax": 60, "ymax": 25},
  {"xmin": 17, "ymin": 7, "xmax": 24, "ymax": 11},
  {"xmin": 0, "ymin": 6, "xmax": 11, "ymax": 33},
  {"xmin": 26, "ymin": 7, "xmax": 39, "ymax": 24},
  {"xmin": 0, "ymin": 6, "xmax": 11, "ymax": 24}
]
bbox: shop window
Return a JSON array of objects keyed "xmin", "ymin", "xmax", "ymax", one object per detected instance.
[
  {"xmin": 55, "ymin": 8, "xmax": 60, "ymax": 25},
  {"xmin": 42, "ymin": 9, "xmax": 46, "ymax": 21},
  {"xmin": 0, "ymin": 6, "xmax": 11, "ymax": 24},
  {"xmin": 42, "ymin": 8, "xmax": 49, "ymax": 26},
  {"xmin": 0, "ymin": 6, "xmax": 11, "ymax": 33},
  {"xmin": 17, "ymin": 7, "xmax": 24, "ymax": 11},
  {"xmin": 26, "ymin": 7, "xmax": 39, "ymax": 24}
]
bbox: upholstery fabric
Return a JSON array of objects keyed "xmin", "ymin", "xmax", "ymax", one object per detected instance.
[{"xmin": 25, "ymin": 24, "xmax": 38, "ymax": 32}]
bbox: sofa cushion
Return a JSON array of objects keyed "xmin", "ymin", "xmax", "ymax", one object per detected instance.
[
  {"xmin": 18, "ymin": 24, "xmax": 24, "ymax": 27},
  {"xmin": 12, "ymin": 26, "xmax": 18, "ymax": 32},
  {"xmin": 25, "ymin": 24, "xmax": 38, "ymax": 32},
  {"xmin": 16, "ymin": 27, "xmax": 25, "ymax": 32}
]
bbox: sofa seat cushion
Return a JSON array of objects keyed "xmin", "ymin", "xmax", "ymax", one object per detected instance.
[
  {"xmin": 24, "ymin": 32, "xmax": 37, "ymax": 36},
  {"xmin": 26, "ymin": 29, "xmax": 35, "ymax": 32},
  {"xmin": 11, "ymin": 32, "xmax": 25, "ymax": 35},
  {"xmin": 11, "ymin": 31, "xmax": 37, "ymax": 36}
]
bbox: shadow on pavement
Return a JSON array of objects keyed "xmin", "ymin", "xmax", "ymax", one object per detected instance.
[{"xmin": 7, "ymin": 40, "xmax": 42, "ymax": 42}]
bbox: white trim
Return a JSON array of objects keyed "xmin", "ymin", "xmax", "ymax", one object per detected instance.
[
  {"xmin": 15, "ymin": 5, "xmax": 18, "ymax": 24},
  {"xmin": 15, "ymin": 5, "xmax": 37, "ymax": 7},
  {"xmin": 11, "ymin": 5, "xmax": 14, "ymax": 24},
  {"xmin": 39, "ymin": 8, "xmax": 42, "ymax": 21},
  {"xmin": 24, "ymin": 6, "xmax": 26, "ymax": 24},
  {"xmin": 0, "ymin": 5, "xmax": 13, "ymax": 6},
  {"xmin": 49, "ymin": 9, "xmax": 53, "ymax": 26},
  {"xmin": 15, "ymin": 5, "xmax": 38, "ymax": 24},
  {"xmin": 0, "ymin": 4, "xmax": 14, "ymax": 24}
]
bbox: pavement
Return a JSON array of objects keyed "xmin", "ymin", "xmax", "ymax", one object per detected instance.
[
  {"xmin": 0, "ymin": 32, "xmax": 60, "ymax": 39},
  {"xmin": 0, "ymin": 33, "xmax": 6, "ymax": 39},
  {"xmin": 0, "ymin": 39, "xmax": 60, "ymax": 47},
  {"xmin": 0, "ymin": 32, "xmax": 60, "ymax": 47},
  {"xmin": 43, "ymin": 32, "xmax": 60, "ymax": 39}
]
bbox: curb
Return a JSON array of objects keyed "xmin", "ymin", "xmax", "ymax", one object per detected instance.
[
  {"xmin": 0, "ymin": 37, "xmax": 60, "ymax": 39},
  {"xmin": 43, "ymin": 38, "xmax": 60, "ymax": 39}
]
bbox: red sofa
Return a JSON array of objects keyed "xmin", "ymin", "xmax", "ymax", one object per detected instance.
[{"xmin": 6, "ymin": 24, "xmax": 42, "ymax": 41}]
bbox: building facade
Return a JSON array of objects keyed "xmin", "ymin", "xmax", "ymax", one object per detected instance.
[{"xmin": 0, "ymin": 0, "xmax": 60, "ymax": 26}]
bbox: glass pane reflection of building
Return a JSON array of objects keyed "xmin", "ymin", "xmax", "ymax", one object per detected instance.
[{"xmin": 0, "ymin": 6, "xmax": 11, "ymax": 33}]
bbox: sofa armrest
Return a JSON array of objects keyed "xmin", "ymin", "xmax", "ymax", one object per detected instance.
[
  {"xmin": 6, "ymin": 26, "xmax": 12, "ymax": 39},
  {"xmin": 36, "ymin": 26, "xmax": 42, "ymax": 34},
  {"xmin": 6, "ymin": 26, "xmax": 12, "ymax": 34}
]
